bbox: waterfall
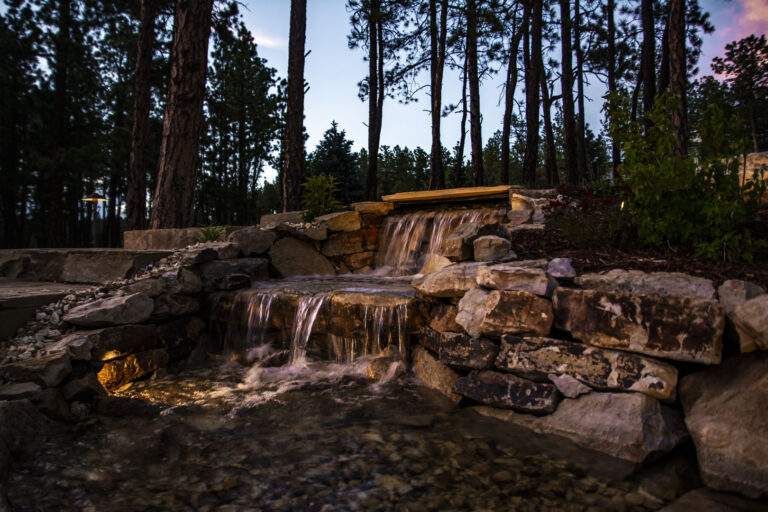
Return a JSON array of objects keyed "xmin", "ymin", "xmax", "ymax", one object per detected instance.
[
  {"xmin": 224, "ymin": 291, "xmax": 277, "ymax": 351},
  {"xmin": 375, "ymin": 208, "xmax": 507, "ymax": 275},
  {"xmin": 289, "ymin": 294, "xmax": 329, "ymax": 365},
  {"xmin": 328, "ymin": 303, "xmax": 408, "ymax": 363}
]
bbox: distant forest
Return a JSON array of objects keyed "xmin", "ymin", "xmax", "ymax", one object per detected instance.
[{"xmin": 1, "ymin": 0, "xmax": 766, "ymax": 248}]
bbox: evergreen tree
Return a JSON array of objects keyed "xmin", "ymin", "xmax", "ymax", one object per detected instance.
[{"xmin": 307, "ymin": 121, "xmax": 364, "ymax": 205}]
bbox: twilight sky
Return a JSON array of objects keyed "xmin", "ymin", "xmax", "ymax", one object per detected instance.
[{"xmin": 240, "ymin": 0, "xmax": 768, "ymax": 171}]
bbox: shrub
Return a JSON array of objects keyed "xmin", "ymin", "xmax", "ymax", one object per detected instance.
[
  {"xmin": 302, "ymin": 175, "xmax": 342, "ymax": 220},
  {"xmin": 198, "ymin": 225, "xmax": 227, "ymax": 242},
  {"xmin": 610, "ymin": 94, "xmax": 766, "ymax": 262}
]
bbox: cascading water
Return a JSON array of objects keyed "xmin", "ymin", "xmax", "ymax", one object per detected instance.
[
  {"xmin": 328, "ymin": 302, "xmax": 408, "ymax": 363},
  {"xmin": 375, "ymin": 207, "xmax": 507, "ymax": 275},
  {"xmin": 289, "ymin": 294, "xmax": 329, "ymax": 365}
]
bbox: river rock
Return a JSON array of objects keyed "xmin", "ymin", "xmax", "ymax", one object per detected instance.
[
  {"xmin": 414, "ymin": 262, "xmax": 481, "ymax": 298},
  {"xmin": 475, "ymin": 392, "xmax": 686, "ymax": 463},
  {"xmin": 428, "ymin": 303, "xmax": 462, "ymax": 333},
  {"xmin": 475, "ymin": 264, "xmax": 551, "ymax": 296},
  {"xmin": 198, "ymin": 258, "xmax": 269, "ymax": 290},
  {"xmin": 456, "ymin": 288, "xmax": 553, "ymax": 338},
  {"xmin": 679, "ymin": 353, "xmax": 768, "ymax": 498},
  {"xmin": 730, "ymin": 295, "xmax": 768, "ymax": 352},
  {"xmin": 411, "ymin": 346, "xmax": 461, "ymax": 403},
  {"xmin": 97, "ymin": 348, "xmax": 169, "ymax": 390},
  {"xmin": 553, "ymin": 287, "xmax": 724, "ymax": 364},
  {"xmin": 575, "ymin": 269, "xmax": 716, "ymax": 300},
  {"xmin": 315, "ymin": 211, "xmax": 362, "ymax": 232},
  {"xmin": 496, "ymin": 336, "xmax": 678, "ymax": 401},
  {"xmin": 63, "ymin": 292, "xmax": 154, "ymax": 327},
  {"xmin": 227, "ymin": 226, "xmax": 277, "ymax": 255},
  {"xmin": 473, "ymin": 235, "xmax": 511, "ymax": 262},
  {"xmin": 455, "ymin": 370, "xmax": 560, "ymax": 414},
  {"xmin": 436, "ymin": 332, "xmax": 498, "ymax": 370},
  {"xmin": 441, "ymin": 223, "xmax": 505, "ymax": 261},
  {"xmin": 546, "ymin": 258, "xmax": 576, "ymax": 279}
]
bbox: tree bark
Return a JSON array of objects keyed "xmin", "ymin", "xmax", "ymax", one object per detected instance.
[
  {"xmin": 574, "ymin": 0, "xmax": 588, "ymax": 181},
  {"xmin": 606, "ymin": 0, "xmax": 620, "ymax": 176},
  {"xmin": 668, "ymin": 0, "xmax": 687, "ymax": 155},
  {"xmin": 640, "ymin": 0, "xmax": 656, "ymax": 119},
  {"xmin": 283, "ymin": 0, "xmax": 307, "ymax": 211},
  {"xmin": 540, "ymin": 68, "xmax": 558, "ymax": 186},
  {"xmin": 453, "ymin": 51, "xmax": 469, "ymax": 186},
  {"xmin": 522, "ymin": 0, "xmax": 541, "ymax": 186},
  {"xmin": 501, "ymin": 11, "xmax": 525, "ymax": 185},
  {"xmin": 366, "ymin": 0, "xmax": 381, "ymax": 200},
  {"xmin": 428, "ymin": 0, "xmax": 448, "ymax": 189},
  {"xmin": 560, "ymin": 0, "xmax": 578, "ymax": 184},
  {"xmin": 657, "ymin": 21, "xmax": 670, "ymax": 94},
  {"xmin": 126, "ymin": 0, "xmax": 158, "ymax": 231},
  {"xmin": 466, "ymin": 0, "xmax": 484, "ymax": 186},
  {"xmin": 150, "ymin": 0, "xmax": 214, "ymax": 228}
]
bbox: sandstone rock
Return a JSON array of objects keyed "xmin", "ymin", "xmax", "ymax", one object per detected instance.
[
  {"xmin": 473, "ymin": 235, "xmax": 512, "ymax": 262},
  {"xmin": 507, "ymin": 209, "xmax": 532, "ymax": 226},
  {"xmin": 62, "ymin": 372, "xmax": 107, "ymax": 400},
  {"xmin": 475, "ymin": 392, "xmax": 687, "ymax": 463},
  {"xmin": 456, "ymin": 288, "xmax": 553, "ymax": 339},
  {"xmin": 366, "ymin": 356, "xmax": 406, "ymax": 382},
  {"xmin": 437, "ymin": 332, "xmax": 498, "ymax": 370},
  {"xmin": 260, "ymin": 210, "xmax": 305, "ymax": 229},
  {"xmin": 0, "ymin": 352, "xmax": 71, "ymax": 387},
  {"xmin": 269, "ymin": 237, "xmax": 335, "ymax": 277},
  {"xmin": 321, "ymin": 231, "xmax": 374, "ymax": 257},
  {"xmin": 475, "ymin": 264, "xmax": 551, "ymax": 296},
  {"xmin": 553, "ymin": 287, "xmax": 724, "ymax": 364},
  {"xmin": 226, "ymin": 226, "xmax": 277, "ymax": 255},
  {"xmin": 0, "ymin": 382, "xmax": 42, "ymax": 400},
  {"xmin": 546, "ymin": 258, "xmax": 576, "ymax": 279},
  {"xmin": 44, "ymin": 332, "xmax": 94, "ymax": 360},
  {"xmin": 419, "ymin": 254, "xmax": 452, "ymax": 276},
  {"xmin": 680, "ymin": 353, "xmax": 768, "ymax": 498},
  {"xmin": 198, "ymin": 258, "xmax": 269, "ymax": 290},
  {"xmin": 660, "ymin": 488, "xmax": 766, "ymax": 512},
  {"xmin": 344, "ymin": 251, "xmax": 375, "ymax": 271},
  {"xmin": 411, "ymin": 346, "xmax": 461, "ymax": 403},
  {"xmin": 730, "ymin": 295, "xmax": 768, "ymax": 352},
  {"xmin": 547, "ymin": 374, "xmax": 591, "ymax": 398},
  {"xmin": 441, "ymin": 222, "xmax": 505, "ymax": 262},
  {"xmin": 97, "ymin": 348, "xmax": 169, "ymax": 390},
  {"xmin": 121, "ymin": 277, "xmax": 166, "ymax": 297},
  {"xmin": 63, "ymin": 292, "xmax": 154, "ymax": 327},
  {"xmin": 428, "ymin": 304, "xmax": 462, "ymax": 333},
  {"xmin": 352, "ymin": 201, "xmax": 394, "ymax": 216},
  {"xmin": 315, "ymin": 210, "xmax": 362, "ymax": 232},
  {"xmin": 717, "ymin": 279, "xmax": 765, "ymax": 314},
  {"xmin": 506, "ymin": 223, "xmax": 544, "ymax": 235},
  {"xmin": 151, "ymin": 293, "xmax": 199, "ymax": 319},
  {"xmin": 576, "ymin": 269, "xmax": 716, "ymax": 300},
  {"xmin": 413, "ymin": 263, "xmax": 481, "ymax": 298},
  {"xmin": 274, "ymin": 222, "xmax": 328, "ymax": 242},
  {"xmin": 496, "ymin": 336, "xmax": 678, "ymax": 401},
  {"xmin": 455, "ymin": 370, "xmax": 560, "ymax": 414}
]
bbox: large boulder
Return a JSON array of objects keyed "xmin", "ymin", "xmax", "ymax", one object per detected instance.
[
  {"xmin": 495, "ymin": 336, "xmax": 678, "ymax": 401},
  {"xmin": 717, "ymin": 279, "xmax": 765, "ymax": 314},
  {"xmin": 433, "ymin": 331, "xmax": 498, "ymax": 370},
  {"xmin": 455, "ymin": 370, "xmax": 560, "ymax": 414},
  {"xmin": 0, "ymin": 351, "xmax": 71, "ymax": 387},
  {"xmin": 321, "ymin": 231, "xmax": 374, "ymax": 257},
  {"xmin": 729, "ymin": 295, "xmax": 768, "ymax": 353},
  {"xmin": 97, "ymin": 348, "xmax": 169, "ymax": 390},
  {"xmin": 441, "ymin": 222, "xmax": 505, "ymax": 262},
  {"xmin": 414, "ymin": 262, "xmax": 482, "ymax": 298},
  {"xmin": 472, "ymin": 235, "xmax": 511, "ymax": 262},
  {"xmin": 198, "ymin": 258, "xmax": 269, "ymax": 291},
  {"xmin": 575, "ymin": 269, "xmax": 716, "ymax": 300},
  {"xmin": 679, "ymin": 353, "xmax": 768, "ymax": 498},
  {"xmin": 418, "ymin": 254, "xmax": 453, "ymax": 276},
  {"xmin": 553, "ymin": 287, "xmax": 724, "ymax": 364},
  {"xmin": 411, "ymin": 346, "xmax": 461, "ymax": 403},
  {"xmin": 269, "ymin": 238, "xmax": 335, "ymax": 277},
  {"xmin": 475, "ymin": 392, "xmax": 687, "ymax": 463},
  {"xmin": 428, "ymin": 303, "xmax": 463, "ymax": 333},
  {"xmin": 63, "ymin": 292, "xmax": 154, "ymax": 327},
  {"xmin": 227, "ymin": 226, "xmax": 277, "ymax": 255},
  {"xmin": 456, "ymin": 288, "xmax": 553, "ymax": 338},
  {"xmin": 475, "ymin": 264, "xmax": 551, "ymax": 296},
  {"xmin": 315, "ymin": 211, "xmax": 362, "ymax": 232}
]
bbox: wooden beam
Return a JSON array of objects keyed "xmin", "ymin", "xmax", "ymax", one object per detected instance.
[{"xmin": 382, "ymin": 185, "xmax": 514, "ymax": 204}]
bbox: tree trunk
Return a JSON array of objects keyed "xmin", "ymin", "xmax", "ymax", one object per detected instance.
[
  {"xmin": 126, "ymin": 0, "xmax": 158, "ymax": 231},
  {"xmin": 668, "ymin": 0, "xmax": 686, "ymax": 156},
  {"xmin": 466, "ymin": 0, "xmax": 484, "ymax": 186},
  {"xmin": 150, "ymin": 0, "xmax": 214, "ymax": 228},
  {"xmin": 606, "ymin": 0, "xmax": 620, "ymax": 176},
  {"xmin": 453, "ymin": 51, "xmax": 469, "ymax": 186},
  {"xmin": 366, "ymin": 0, "xmax": 380, "ymax": 200},
  {"xmin": 501, "ymin": 12, "xmax": 525, "ymax": 185},
  {"xmin": 522, "ymin": 0, "xmax": 541, "ymax": 186},
  {"xmin": 540, "ymin": 70, "xmax": 558, "ymax": 186},
  {"xmin": 428, "ymin": 0, "xmax": 448, "ymax": 189},
  {"xmin": 283, "ymin": 0, "xmax": 307, "ymax": 211},
  {"xmin": 560, "ymin": 0, "xmax": 578, "ymax": 184},
  {"xmin": 574, "ymin": 0, "xmax": 588, "ymax": 181},
  {"xmin": 640, "ymin": 0, "xmax": 656, "ymax": 119},
  {"xmin": 657, "ymin": 21, "xmax": 669, "ymax": 94}
]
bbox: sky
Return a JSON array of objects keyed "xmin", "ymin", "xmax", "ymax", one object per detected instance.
[{"xmin": 240, "ymin": 0, "xmax": 768, "ymax": 180}]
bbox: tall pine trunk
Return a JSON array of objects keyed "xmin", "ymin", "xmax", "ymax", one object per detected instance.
[
  {"xmin": 640, "ymin": 0, "xmax": 656, "ymax": 119},
  {"xmin": 540, "ymin": 68, "xmax": 558, "ymax": 186},
  {"xmin": 366, "ymin": 0, "xmax": 381, "ymax": 200},
  {"xmin": 574, "ymin": 0, "xmax": 588, "ymax": 180},
  {"xmin": 606, "ymin": 0, "xmax": 620, "ymax": 176},
  {"xmin": 151, "ymin": 0, "xmax": 214, "ymax": 228},
  {"xmin": 522, "ymin": 0, "xmax": 541, "ymax": 186},
  {"xmin": 501, "ymin": 13, "xmax": 525, "ymax": 185},
  {"xmin": 428, "ymin": 0, "xmax": 448, "ymax": 189},
  {"xmin": 126, "ymin": 0, "xmax": 157, "ymax": 231},
  {"xmin": 560, "ymin": 0, "xmax": 578, "ymax": 184},
  {"xmin": 467, "ymin": 0, "xmax": 484, "ymax": 185},
  {"xmin": 453, "ymin": 52, "xmax": 469, "ymax": 186},
  {"xmin": 668, "ymin": 0, "xmax": 686, "ymax": 155},
  {"xmin": 283, "ymin": 0, "xmax": 307, "ymax": 211}
]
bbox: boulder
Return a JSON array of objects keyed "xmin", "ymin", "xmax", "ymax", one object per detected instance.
[
  {"xmin": 413, "ymin": 262, "xmax": 482, "ymax": 298},
  {"xmin": 97, "ymin": 348, "xmax": 169, "ymax": 390},
  {"xmin": 63, "ymin": 292, "xmax": 154, "ymax": 327},
  {"xmin": 352, "ymin": 201, "xmax": 394, "ymax": 216},
  {"xmin": 419, "ymin": 254, "xmax": 452, "ymax": 276},
  {"xmin": 547, "ymin": 374, "xmax": 591, "ymax": 398},
  {"xmin": 260, "ymin": 210, "xmax": 305, "ymax": 229},
  {"xmin": 456, "ymin": 288, "xmax": 553, "ymax": 339},
  {"xmin": 717, "ymin": 279, "xmax": 765, "ymax": 314},
  {"xmin": 411, "ymin": 346, "xmax": 461, "ymax": 403},
  {"xmin": 198, "ymin": 258, "xmax": 269, "ymax": 290},
  {"xmin": 428, "ymin": 303, "xmax": 462, "ymax": 333},
  {"xmin": 506, "ymin": 223, "xmax": 544, "ymax": 235},
  {"xmin": 475, "ymin": 264, "xmax": 551, "ymax": 296},
  {"xmin": 180, "ymin": 241, "xmax": 240, "ymax": 264},
  {"xmin": 436, "ymin": 332, "xmax": 498, "ymax": 370},
  {"xmin": 0, "ymin": 352, "xmax": 72, "ymax": 387},
  {"xmin": 473, "ymin": 235, "xmax": 512, "ymax": 262},
  {"xmin": 730, "ymin": 295, "xmax": 768, "ymax": 352},
  {"xmin": 553, "ymin": 287, "xmax": 724, "ymax": 364},
  {"xmin": 121, "ymin": 277, "xmax": 167, "ymax": 297},
  {"xmin": 507, "ymin": 209, "xmax": 532, "ymax": 226},
  {"xmin": 679, "ymin": 353, "xmax": 768, "ymax": 498},
  {"xmin": 441, "ymin": 222, "xmax": 505, "ymax": 261},
  {"xmin": 546, "ymin": 258, "xmax": 576, "ymax": 279},
  {"xmin": 475, "ymin": 392, "xmax": 687, "ymax": 463},
  {"xmin": 455, "ymin": 371, "xmax": 560, "ymax": 414},
  {"xmin": 43, "ymin": 332, "xmax": 94, "ymax": 360},
  {"xmin": 61, "ymin": 325, "xmax": 156, "ymax": 361},
  {"xmin": 269, "ymin": 238, "xmax": 335, "ymax": 277},
  {"xmin": 495, "ymin": 336, "xmax": 678, "ymax": 401},
  {"xmin": 321, "ymin": 231, "xmax": 376, "ymax": 257},
  {"xmin": 575, "ymin": 269, "xmax": 716, "ymax": 301},
  {"xmin": 274, "ymin": 222, "xmax": 328, "ymax": 242},
  {"xmin": 315, "ymin": 211, "xmax": 362, "ymax": 232},
  {"xmin": 227, "ymin": 226, "xmax": 277, "ymax": 255},
  {"xmin": 344, "ymin": 251, "xmax": 375, "ymax": 271},
  {"xmin": 151, "ymin": 293, "xmax": 200, "ymax": 319},
  {"xmin": 61, "ymin": 372, "xmax": 107, "ymax": 400},
  {"xmin": 0, "ymin": 382, "xmax": 42, "ymax": 400}
]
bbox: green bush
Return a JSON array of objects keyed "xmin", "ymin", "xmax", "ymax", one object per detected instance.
[
  {"xmin": 198, "ymin": 225, "xmax": 227, "ymax": 242},
  {"xmin": 302, "ymin": 175, "xmax": 342, "ymax": 220},
  {"xmin": 610, "ymin": 94, "xmax": 766, "ymax": 262}
]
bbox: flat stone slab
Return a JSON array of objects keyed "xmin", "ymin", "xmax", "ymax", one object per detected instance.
[
  {"xmin": 124, "ymin": 227, "xmax": 238, "ymax": 250},
  {"xmin": 382, "ymin": 185, "xmax": 512, "ymax": 204}
]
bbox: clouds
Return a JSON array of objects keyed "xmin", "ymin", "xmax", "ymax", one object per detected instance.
[{"xmin": 251, "ymin": 31, "xmax": 286, "ymax": 49}]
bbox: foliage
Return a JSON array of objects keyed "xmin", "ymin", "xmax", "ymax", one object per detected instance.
[
  {"xmin": 307, "ymin": 121, "xmax": 363, "ymax": 204},
  {"xmin": 302, "ymin": 175, "xmax": 342, "ymax": 220},
  {"xmin": 610, "ymin": 93, "xmax": 766, "ymax": 262},
  {"xmin": 547, "ymin": 193, "xmax": 636, "ymax": 250},
  {"xmin": 198, "ymin": 225, "xmax": 227, "ymax": 242}
]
